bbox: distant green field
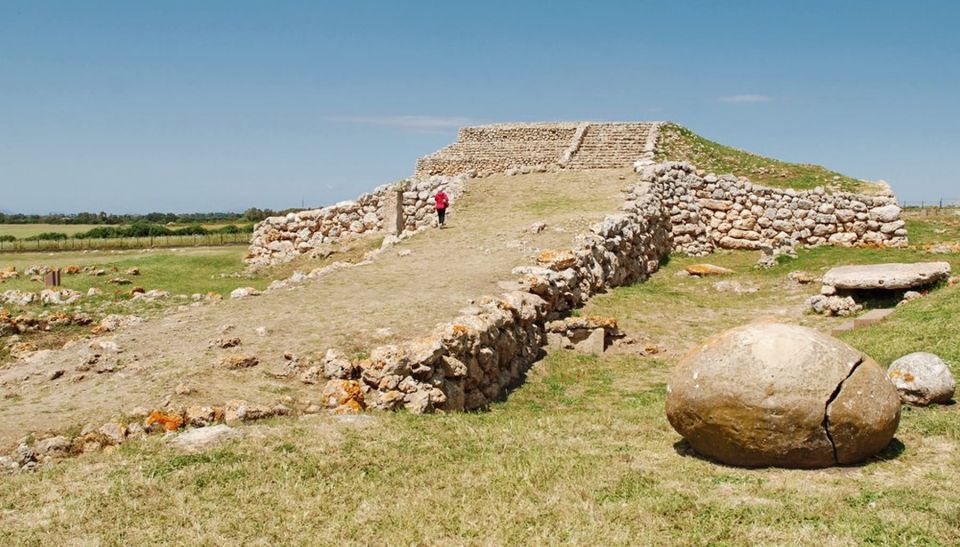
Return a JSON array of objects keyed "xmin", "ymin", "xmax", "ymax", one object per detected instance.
[{"xmin": 0, "ymin": 224, "xmax": 101, "ymax": 238}]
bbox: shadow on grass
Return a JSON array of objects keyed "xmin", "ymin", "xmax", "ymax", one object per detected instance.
[{"xmin": 671, "ymin": 437, "xmax": 906, "ymax": 469}]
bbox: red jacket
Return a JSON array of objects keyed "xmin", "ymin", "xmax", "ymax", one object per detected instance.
[{"xmin": 435, "ymin": 191, "xmax": 449, "ymax": 210}]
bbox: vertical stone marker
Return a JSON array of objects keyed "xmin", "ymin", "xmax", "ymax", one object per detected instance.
[{"xmin": 383, "ymin": 186, "xmax": 404, "ymax": 235}]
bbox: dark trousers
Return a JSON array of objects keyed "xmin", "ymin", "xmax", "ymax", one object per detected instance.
[{"xmin": 437, "ymin": 208, "xmax": 446, "ymax": 225}]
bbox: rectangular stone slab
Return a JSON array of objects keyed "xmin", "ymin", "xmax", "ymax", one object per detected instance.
[
  {"xmin": 822, "ymin": 262, "xmax": 951, "ymax": 290},
  {"xmin": 854, "ymin": 309, "xmax": 895, "ymax": 328}
]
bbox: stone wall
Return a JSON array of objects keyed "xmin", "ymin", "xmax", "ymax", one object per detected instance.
[
  {"xmin": 245, "ymin": 174, "xmax": 468, "ymax": 267},
  {"xmin": 414, "ymin": 122, "xmax": 662, "ymax": 178},
  {"xmin": 324, "ymin": 181, "xmax": 673, "ymax": 412},
  {"xmin": 641, "ymin": 162, "xmax": 906, "ymax": 256}
]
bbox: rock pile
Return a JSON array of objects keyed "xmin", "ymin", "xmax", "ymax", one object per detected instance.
[{"xmin": 666, "ymin": 323, "xmax": 901, "ymax": 468}]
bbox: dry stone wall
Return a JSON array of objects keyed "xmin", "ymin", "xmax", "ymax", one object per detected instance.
[
  {"xmin": 246, "ymin": 174, "xmax": 468, "ymax": 267},
  {"xmin": 641, "ymin": 162, "xmax": 906, "ymax": 256},
  {"xmin": 325, "ymin": 182, "xmax": 673, "ymax": 412}
]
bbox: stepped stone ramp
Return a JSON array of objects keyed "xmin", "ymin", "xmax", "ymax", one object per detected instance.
[
  {"xmin": 414, "ymin": 122, "xmax": 659, "ymax": 177},
  {"xmin": 565, "ymin": 122, "xmax": 653, "ymax": 170},
  {"xmin": 0, "ymin": 169, "xmax": 631, "ymax": 449}
]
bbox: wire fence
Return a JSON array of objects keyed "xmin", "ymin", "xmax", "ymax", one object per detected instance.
[
  {"xmin": 0, "ymin": 232, "xmax": 251, "ymax": 253},
  {"xmin": 900, "ymin": 198, "xmax": 960, "ymax": 209}
]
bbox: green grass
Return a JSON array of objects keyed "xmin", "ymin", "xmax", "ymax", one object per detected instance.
[
  {"xmin": 0, "ymin": 247, "xmax": 266, "ymax": 297},
  {"xmin": 902, "ymin": 208, "xmax": 960, "ymax": 247},
  {"xmin": 0, "ymin": 205, "xmax": 957, "ymax": 544},
  {"xmin": 656, "ymin": 123, "xmax": 880, "ymax": 194}
]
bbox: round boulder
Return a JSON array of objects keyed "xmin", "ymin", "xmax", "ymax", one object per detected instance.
[
  {"xmin": 887, "ymin": 352, "xmax": 956, "ymax": 406},
  {"xmin": 665, "ymin": 323, "xmax": 901, "ymax": 468}
]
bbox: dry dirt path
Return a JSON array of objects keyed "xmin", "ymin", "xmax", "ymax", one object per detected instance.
[{"xmin": 0, "ymin": 169, "xmax": 631, "ymax": 447}]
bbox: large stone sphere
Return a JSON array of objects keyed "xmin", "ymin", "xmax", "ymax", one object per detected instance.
[{"xmin": 665, "ymin": 323, "xmax": 901, "ymax": 468}]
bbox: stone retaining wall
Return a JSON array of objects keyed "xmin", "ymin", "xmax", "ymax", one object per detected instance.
[
  {"xmin": 642, "ymin": 162, "xmax": 906, "ymax": 256},
  {"xmin": 415, "ymin": 122, "xmax": 662, "ymax": 178},
  {"xmin": 245, "ymin": 174, "xmax": 468, "ymax": 267},
  {"xmin": 324, "ymin": 181, "xmax": 673, "ymax": 412}
]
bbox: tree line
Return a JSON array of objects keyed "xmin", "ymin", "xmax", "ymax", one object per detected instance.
[{"xmin": 0, "ymin": 207, "xmax": 302, "ymax": 226}]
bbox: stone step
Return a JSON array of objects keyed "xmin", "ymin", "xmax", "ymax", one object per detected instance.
[{"xmin": 853, "ymin": 308, "xmax": 895, "ymax": 328}]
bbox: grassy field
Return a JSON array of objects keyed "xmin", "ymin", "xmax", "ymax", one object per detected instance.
[
  {"xmin": 0, "ymin": 224, "xmax": 102, "ymax": 238},
  {"xmin": 656, "ymin": 123, "xmax": 880, "ymax": 194},
  {"xmin": 0, "ymin": 213, "xmax": 956, "ymax": 543},
  {"xmin": 0, "ymin": 246, "xmax": 266, "ymax": 297},
  {"xmin": 0, "ymin": 222, "xmax": 246, "ymax": 240}
]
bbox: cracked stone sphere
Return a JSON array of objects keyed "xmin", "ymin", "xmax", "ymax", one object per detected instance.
[{"xmin": 665, "ymin": 323, "xmax": 901, "ymax": 468}]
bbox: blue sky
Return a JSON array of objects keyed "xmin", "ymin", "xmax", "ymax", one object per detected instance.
[{"xmin": 1, "ymin": 1, "xmax": 958, "ymax": 214}]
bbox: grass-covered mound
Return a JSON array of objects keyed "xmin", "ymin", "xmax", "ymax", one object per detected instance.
[{"xmin": 656, "ymin": 123, "xmax": 882, "ymax": 195}]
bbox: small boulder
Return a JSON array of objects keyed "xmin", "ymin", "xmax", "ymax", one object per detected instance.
[
  {"xmin": 685, "ymin": 264, "xmax": 734, "ymax": 276},
  {"xmin": 220, "ymin": 355, "xmax": 259, "ymax": 370},
  {"xmin": 887, "ymin": 352, "xmax": 956, "ymax": 406},
  {"xmin": 169, "ymin": 424, "xmax": 242, "ymax": 452}
]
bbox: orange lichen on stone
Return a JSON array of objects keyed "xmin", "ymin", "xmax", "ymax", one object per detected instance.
[
  {"xmin": 452, "ymin": 324, "xmax": 469, "ymax": 336},
  {"xmin": 146, "ymin": 411, "xmax": 184, "ymax": 431},
  {"xmin": 586, "ymin": 316, "xmax": 618, "ymax": 330},
  {"xmin": 322, "ymin": 379, "xmax": 366, "ymax": 413},
  {"xmin": 64, "ymin": 265, "xmax": 81, "ymax": 274},
  {"xmin": 537, "ymin": 249, "xmax": 577, "ymax": 270},
  {"xmin": 685, "ymin": 263, "xmax": 734, "ymax": 276}
]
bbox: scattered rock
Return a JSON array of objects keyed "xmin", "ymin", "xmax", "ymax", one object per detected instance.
[
  {"xmin": 220, "ymin": 355, "xmax": 259, "ymax": 370},
  {"xmin": 685, "ymin": 264, "xmax": 734, "ymax": 276},
  {"xmin": 887, "ymin": 352, "xmax": 956, "ymax": 406},
  {"xmin": 230, "ymin": 287, "xmax": 261, "ymax": 299},
  {"xmin": 254, "ymin": 326, "xmax": 268, "ymax": 337},
  {"xmin": 666, "ymin": 323, "xmax": 900, "ymax": 468},
  {"xmin": 528, "ymin": 221, "xmax": 547, "ymax": 234},
  {"xmin": 789, "ymin": 271, "xmax": 819, "ymax": 285},
  {"xmin": 573, "ymin": 328, "xmax": 605, "ymax": 355},
  {"xmin": 146, "ymin": 411, "xmax": 184, "ymax": 432},
  {"xmin": 169, "ymin": 424, "xmax": 242, "ymax": 452},
  {"xmin": 126, "ymin": 267, "xmax": 140, "ymax": 276},
  {"xmin": 397, "ymin": 249, "xmax": 412, "ymax": 257},
  {"xmin": 713, "ymin": 281, "xmax": 759, "ymax": 295},
  {"xmin": 174, "ymin": 383, "xmax": 194, "ymax": 395},
  {"xmin": 98, "ymin": 422, "xmax": 127, "ymax": 446},
  {"xmin": 35, "ymin": 435, "xmax": 72, "ymax": 456},
  {"xmin": 213, "ymin": 337, "xmax": 242, "ymax": 349}
]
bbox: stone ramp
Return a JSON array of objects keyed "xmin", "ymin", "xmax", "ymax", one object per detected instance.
[{"xmin": 0, "ymin": 169, "xmax": 631, "ymax": 448}]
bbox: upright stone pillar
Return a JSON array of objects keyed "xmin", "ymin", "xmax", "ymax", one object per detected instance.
[{"xmin": 383, "ymin": 186, "xmax": 404, "ymax": 235}]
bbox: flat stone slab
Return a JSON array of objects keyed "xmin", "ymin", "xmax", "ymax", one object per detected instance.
[
  {"xmin": 854, "ymin": 308, "xmax": 895, "ymax": 328},
  {"xmin": 822, "ymin": 262, "xmax": 951, "ymax": 290}
]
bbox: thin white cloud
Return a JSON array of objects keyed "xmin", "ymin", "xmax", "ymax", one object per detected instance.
[
  {"xmin": 328, "ymin": 115, "xmax": 474, "ymax": 132},
  {"xmin": 718, "ymin": 94, "xmax": 774, "ymax": 104}
]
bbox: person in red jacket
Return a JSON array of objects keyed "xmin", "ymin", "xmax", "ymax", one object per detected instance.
[{"xmin": 434, "ymin": 188, "xmax": 449, "ymax": 228}]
